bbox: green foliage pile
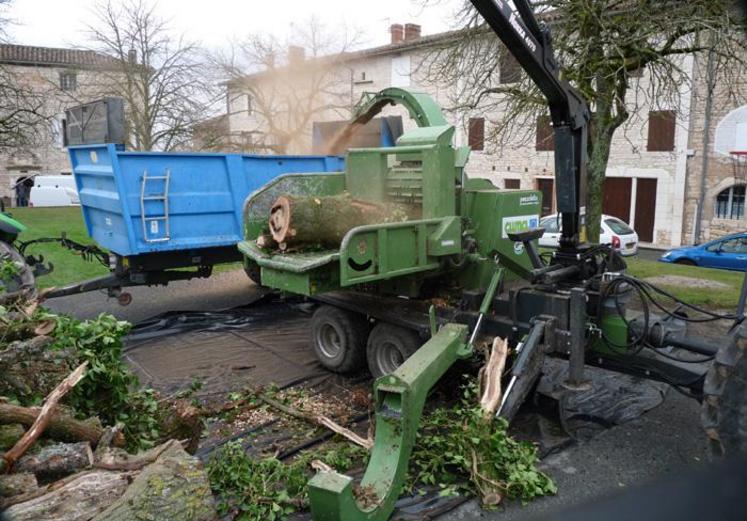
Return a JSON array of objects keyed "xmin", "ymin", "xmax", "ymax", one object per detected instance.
[
  {"xmin": 2, "ymin": 307, "xmax": 162, "ymax": 451},
  {"xmin": 0, "ymin": 258, "xmax": 19, "ymax": 286},
  {"xmin": 411, "ymin": 383, "xmax": 556, "ymax": 505},
  {"xmin": 207, "ymin": 441, "xmax": 366, "ymax": 520},
  {"xmin": 207, "ymin": 382, "xmax": 555, "ymax": 520},
  {"xmin": 46, "ymin": 312, "xmax": 163, "ymax": 451}
]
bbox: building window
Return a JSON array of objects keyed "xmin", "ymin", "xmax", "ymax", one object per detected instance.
[
  {"xmin": 647, "ymin": 110, "xmax": 676, "ymax": 152},
  {"xmin": 716, "ymin": 185, "xmax": 746, "ymax": 220},
  {"xmin": 59, "ymin": 72, "xmax": 77, "ymax": 92},
  {"xmin": 499, "ymin": 49, "xmax": 521, "ymax": 84},
  {"xmin": 468, "ymin": 118, "xmax": 485, "ymax": 151},
  {"xmin": 504, "ymin": 179, "xmax": 521, "ymax": 189},
  {"xmin": 391, "ymin": 55, "xmax": 411, "ymax": 87},
  {"xmin": 536, "ymin": 115, "xmax": 554, "ymax": 151}
]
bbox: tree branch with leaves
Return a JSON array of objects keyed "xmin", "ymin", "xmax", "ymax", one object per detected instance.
[{"xmin": 422, "ymin": 0, "xmax": 746, "ymax": 242}]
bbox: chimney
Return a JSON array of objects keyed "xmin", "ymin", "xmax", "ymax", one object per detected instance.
[
  {"xmin": 127, "ymin": 48, "xmax": 137, "ymax": 64},
  {"xmin": 390, "ymin": 24, "xmax": 404, "ymax": 44},
  {"xmin": 288, "ymin": 45, "xmax": 305, "ymax": 66},
  {"xmin": 404, "ymin": 23, "xmax": 422, "ymax": 41}
]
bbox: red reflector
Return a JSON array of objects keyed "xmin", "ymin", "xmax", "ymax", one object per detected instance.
[{"xmin": 612, "ymin": 235, "xmax": 621, "ymax": 249}]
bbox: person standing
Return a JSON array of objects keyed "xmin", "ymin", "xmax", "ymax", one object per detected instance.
[{"xmin": 14, "ymin": 175, "xmax": 33, "ymax": 207}]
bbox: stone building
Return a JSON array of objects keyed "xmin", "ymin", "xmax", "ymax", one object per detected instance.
[
  {"xmin": 223, "ymin": 25, "xmax": 745, "ymax": 248},
  {"xmin": 0, "ymin": 44, "xmax": 120, "ymax": 206}
]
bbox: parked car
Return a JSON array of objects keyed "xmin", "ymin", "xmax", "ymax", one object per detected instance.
[
  {"xmin": 659, "ymin": 232, "xmax": 747, "ymax": 271},
  {"xmin": 539, "ymin": 213, "xmax": 639, "ymax": 256},
  {"xmin": 29, "ymin": 175, "xmax": 79, "ymax": 207}
]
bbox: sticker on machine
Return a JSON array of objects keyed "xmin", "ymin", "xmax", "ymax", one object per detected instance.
[{"xmin": 501, "ymin": 214, "xmax": 540, "ymax": 239}]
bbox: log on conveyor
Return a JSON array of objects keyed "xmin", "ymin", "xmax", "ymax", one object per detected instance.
[{"xmin": 267, "ymin": 193, "xmax": 414, "ymax": 251}]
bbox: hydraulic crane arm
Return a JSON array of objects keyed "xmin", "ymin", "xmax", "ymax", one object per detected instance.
[{"xmin": 469, "ymin": 0, "xmax": 590, "ymax": 249}]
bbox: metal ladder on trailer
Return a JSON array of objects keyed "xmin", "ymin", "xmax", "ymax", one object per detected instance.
[{"xmin": 140, "ymin": 169, "xmax": 171, "ymax": 243}]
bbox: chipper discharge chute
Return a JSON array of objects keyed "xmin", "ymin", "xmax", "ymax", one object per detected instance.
[{"xmin": 238, "ymin": 3, "xmax": 747, "ymax": 521}]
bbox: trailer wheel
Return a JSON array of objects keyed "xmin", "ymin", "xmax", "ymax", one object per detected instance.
[
  {"xmin": 701, "ymin": 329, "xmax": 747, "ymax": 456},
  {"xmin": 0, "ymin": 241, "xmax": 36, "ymax": 302},
  {"xmin": 366, "ymin": 323, "xmax": 422, "ymax": 379},
  {"xmin": 310, "ymin": 306, "xmax": 368, "ymax": 373}
]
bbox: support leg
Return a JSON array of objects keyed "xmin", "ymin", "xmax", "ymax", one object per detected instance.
[{"xmin": 308, "ymin": 323, "xmax": 470, "ymax": 521}]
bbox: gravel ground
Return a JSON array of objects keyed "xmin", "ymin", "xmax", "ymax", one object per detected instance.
[{"xmin": 47, "ymin": 269, "xmax": 713, "ymax": 520}]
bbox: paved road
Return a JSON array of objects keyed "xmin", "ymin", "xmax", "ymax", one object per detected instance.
[{"xmin": 48, "ymin": 269, "xmax": 710, "ymax": 520}]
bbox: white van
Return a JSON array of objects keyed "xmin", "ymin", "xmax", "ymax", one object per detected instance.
[{"xmin": 29, "ymin": 175, "xmax": 79, "ymax": 207}]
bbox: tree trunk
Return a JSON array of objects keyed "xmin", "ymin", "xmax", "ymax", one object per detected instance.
[
  {"xmin": 0, "ymin": 472, "xmax": 37, "ymax": 497},
  {"xmin": 268, "ymin": 193, "xmax": 412, "ymax": 250},
  {"xmin": 16, "ymin": 442, "xmax": 93, "ymax": 482},
  {"xmin": 0, "ymin": 403, "xmax": 124, "ymax": 448},
  {"xmin": 2, "ymin": 470, "xmax": 136, "ymax": 521},
  {"xmin": 92, "ymin": 442, "xmax": 215, "ymax": 521},
  {"xmin": 586, "ymin": 129, "xmax": 612, "ymax": 244}
]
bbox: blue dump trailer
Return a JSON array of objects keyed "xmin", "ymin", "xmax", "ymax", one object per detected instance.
[{"xmin": 50, "ymin": 143, "xmax": 344, "ymax": 302}]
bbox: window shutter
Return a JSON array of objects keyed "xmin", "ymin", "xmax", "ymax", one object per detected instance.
[
  {"xmin": 504, "ymin": 179, "xmax": 521, "ymax": 189},
  {"xmin": 468, "ymin": 118, "xmax": 485, "ymax": 151},
  {"xmin": 647, "ymin": 110, "xmax": 676, "ymax": 152},
  {"xmin": 536, "ymin": 115, "xmax": 554, "ymax": 151}
]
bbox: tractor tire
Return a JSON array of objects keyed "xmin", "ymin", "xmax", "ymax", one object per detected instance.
[
  {"xmin": 701, "ymin": 327, "xmax": 747, "ymax": 456},
  {"xmin": 310, "ymin": 306, "xmax": 368, "ymax": 374},
  {"xmin": 0, "ymin": 240, "xmax": 36, "ymax": 303},
  {"xmin": 243, "ymin": 261, "xmax": 262, "ymax": 286},
  {"xmin": 366, "ymin": 323, "xmax": 422, "ymax": 379}
]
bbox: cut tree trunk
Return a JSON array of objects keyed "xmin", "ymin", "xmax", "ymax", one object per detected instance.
[
  {"xmin": 0, "ymin": 403, "xmax": 123, "ymax": 448},
  {"xmin": 92, "ymin": 441, "xmax": 215, "ymax": 521},
  {"xmin": 2, "ymin": 470, "xmax": 136, "ymax": 521},
  {"xmin": 0, "ymin": 472, "xmax": 37, "ymax": 497},
  {"xmin": 268, "ymin": 193, "xmax": 413, "ymax": 250},
  {"xmin": 16, "ymin": 442, "xmax": 93, "ymax": 482}
]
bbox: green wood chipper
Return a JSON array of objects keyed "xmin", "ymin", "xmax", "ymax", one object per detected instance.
[{"xmin": 239, "ymin": 1, "xmax": 747, "ymax": 520}]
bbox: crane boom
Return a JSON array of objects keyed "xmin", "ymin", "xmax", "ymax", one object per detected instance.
[{"xmin": 469, "ymin": 0, "xmax": 589, "ymax": 249}]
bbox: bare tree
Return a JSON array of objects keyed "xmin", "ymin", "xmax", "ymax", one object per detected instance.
[
  {"xmin": 84, "ymin": 0, "xmax": 217, "ymax": 151},
  {"xmin": 0, "ymin": 0, "xmax": 49, "ymax": 153},
  {"xmin": 211, "ymin": 16, "xmax": 361, "ymax": 154},
  {"xmin": 422, "ymin": 0, "xmax": 747, "ymax": 242}
]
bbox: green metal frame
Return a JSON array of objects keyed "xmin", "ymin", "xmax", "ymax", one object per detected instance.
[{"xmin": 308, "ymin": 323, "xmax": 471, "ymax": 521}]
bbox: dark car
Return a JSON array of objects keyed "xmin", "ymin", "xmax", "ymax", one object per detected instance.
[{"xmin": 659, "ymin": 232, "xmax": 747, "ymax": 271}]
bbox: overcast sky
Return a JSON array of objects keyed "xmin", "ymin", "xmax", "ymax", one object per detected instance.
[{"xmin": 4, "ymin": 0, "xmax": 459, "ymax": 51}]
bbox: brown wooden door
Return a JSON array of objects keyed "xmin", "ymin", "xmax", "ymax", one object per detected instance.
[
  {"xmin": 603, "ymin": 178, "xmax": 632, "ymax": 223},
  {"xmin": 634, "ymin": 178, "xmax": 657, "ymax": 243},
  {"xmin": 536, "ymin": 178, "xmax": 554, "ymax": 216}
]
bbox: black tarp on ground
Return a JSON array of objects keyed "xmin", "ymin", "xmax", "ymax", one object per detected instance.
[{"xmin": 122, "ymin": 296, "xmax": 677, "ymax": 519}]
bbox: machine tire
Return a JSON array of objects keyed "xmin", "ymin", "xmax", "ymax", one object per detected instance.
[
  {"xmin": 366, "ymin": 323, "xmax": 422, "ymax": 379},
  {"xmin": 243, "ymin": 261, "xmax": 262, "ymax": 285},
  {"xmin": 674, "ymin": 258, "xmax": 696, "ymax": 266},
  {"xmin": 0, "ymin": 240, "xmax": 36, "ymax": 302},
  {"xmin": 701, "ymin": 327, "xmax": 747, "ymax": 456},
  {"xmin": 310, "ymin": 306, "xmax": 368, "ymax": 373}
]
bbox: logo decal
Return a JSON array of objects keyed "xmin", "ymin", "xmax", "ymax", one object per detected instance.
[{"xmin": 502, "ymin": 214, "xmax": 540, "ymax": 239}]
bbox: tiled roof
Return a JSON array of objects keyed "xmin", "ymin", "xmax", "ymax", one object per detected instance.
[{"xmin": 0, "ymin": 44, "xmax": 119, "ymax": 68}]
